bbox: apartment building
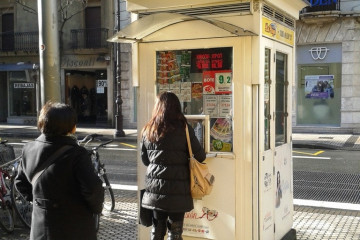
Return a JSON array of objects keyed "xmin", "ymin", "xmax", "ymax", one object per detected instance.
[
  {"xmin": 294, "ymin": 0, "xmax": 360, "ymax": 133},
  {"xmin": 0, "ymin": 0, "xmax": 136, "ymax": 129}
]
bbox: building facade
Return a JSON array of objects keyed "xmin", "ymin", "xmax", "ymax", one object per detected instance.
[
  {"xmin": 0, "ymin": 0, "xmax": 137, "ymax": 129},
  {"xmin": 294, "ymin": 0, "xmax": 360, "ymax": 133}
]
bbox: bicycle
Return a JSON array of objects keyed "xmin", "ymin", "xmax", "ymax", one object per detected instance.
[
  {"xmin": 79, "ymin": 134, "xmax": 116, "ymax": 212},
  {"xmin": 0, "ymin": 139, "xmax": 16, "ymax": 233},
  {"xmin": 10, "ymin": 157, "xmax": 32, "ymax": 229}
]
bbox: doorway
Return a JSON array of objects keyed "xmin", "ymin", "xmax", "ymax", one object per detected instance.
[{"xmin": 65, "ymin": 70, "xmax": 108, "ymax": 125}]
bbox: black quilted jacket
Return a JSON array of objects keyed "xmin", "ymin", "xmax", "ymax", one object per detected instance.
[{"xmin": 140, "ymin": 123, "xmax": 206, "ymax": 212}]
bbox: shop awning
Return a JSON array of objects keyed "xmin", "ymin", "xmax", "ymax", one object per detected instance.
[
  {"xmin": 108, "ymin": 12, "xmax": 256, "ymax": 43},
  {"xmin": 0, "ymin": 63, "xmax": 38, "ymax": 71}
]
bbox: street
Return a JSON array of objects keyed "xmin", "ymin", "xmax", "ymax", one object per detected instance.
[
  {"xmin": 293, "ymin": 148, "xmax": 360, "ymax": 204},
  {"xmin": 2, "ymin": 137, "xmax": 360, "ymax": 239}
]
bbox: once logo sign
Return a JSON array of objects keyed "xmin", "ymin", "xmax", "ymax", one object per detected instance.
[{"xmin": 309, "ymin": 47, "xmax": 329, "ymax": 60}]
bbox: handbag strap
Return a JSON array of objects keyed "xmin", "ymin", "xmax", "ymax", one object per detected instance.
[
  {"xmin": 185, "ymin": 124, "xmax": 194, "ymax": 157},
  {"xmin": 31, "ymin": 145, "xmax": 73, "ymax": 185}
]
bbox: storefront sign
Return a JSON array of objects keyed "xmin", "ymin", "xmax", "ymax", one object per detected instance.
[
  {"xmin": 14, "ymin": 83, "xmax": 34, "ymax": 88},
  {"xmin": 305, "ymin": 75, "xmax": 334, "ymax": 99},
  {"xmin": 61, "ymin": 55, "xmax": 108, "ymax": 68},
  {"xmin": 309, "ymin": 0, "xmax": 337, "ymax": 6},
  {"xmin": 262, "ymin": 17, "xmax": 294, "ymax": 46},
  {"xmin": 309, "ymin": 47, "xmax": 329, "ymax": 60}
]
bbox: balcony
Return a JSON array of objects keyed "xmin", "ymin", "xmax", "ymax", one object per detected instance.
[
  {"xmin": 301, "ymin": 1, "xmax": 340, "ymax": 14},
  {"xmin": 71, "ymin": 28, "xmax": 109, "ymax": 49},
  {"xmin": 0, "ymin": 31, "xmax": 38, "ymax": 52}
]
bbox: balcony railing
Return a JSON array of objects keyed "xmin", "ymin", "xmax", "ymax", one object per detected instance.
[
  {"xmin": 301, "ymin": 0, "xmax": 340, "ymax": 13},
  {"xmin": 0, "ymin": 31, "xmax": 38, "ymax": 52},
  {"xmin": 71, "ymin": 28, "xmax": 109, "ymax": 49}
]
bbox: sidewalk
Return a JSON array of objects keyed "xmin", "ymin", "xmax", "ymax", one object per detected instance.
[
  {"xmin": 0, "ymin": 123, "xmax": 137, "ymax": 142},
  {"xmin": 1, "ymin": 123, "xmax": 360, "ymax": 239}
]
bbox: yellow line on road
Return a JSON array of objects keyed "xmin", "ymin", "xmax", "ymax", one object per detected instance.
[
  {"xmin": 293, "ymin": 150, "xmax": 324, "ymax": 156},
  {"xmin": 313, "ymin": 150, "xmax": 324, "ymax": 156},
  {"xmin": 120, "ymin": 142, "xmax": 137, "ymax": 148}
]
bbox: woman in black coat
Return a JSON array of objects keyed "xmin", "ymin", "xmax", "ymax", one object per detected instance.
[
  {"xmin": 15, "ymin": 102, "xmax": 104, "ymax": 240},
  {"xmin": 141, "ymin": 92, "xmax": 206, "ymax": 240}
]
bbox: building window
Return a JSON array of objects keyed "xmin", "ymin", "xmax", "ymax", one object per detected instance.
[{"xmin": 275, "ymin": 52, "xmax": 288, "ymax": 146}]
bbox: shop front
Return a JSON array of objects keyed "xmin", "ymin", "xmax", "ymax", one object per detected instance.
[
  {"xmin": 61, "ymin": 54, "xmax": 111, "ymax": 126},
  {"xmin": 109, "ymin": 1, "xmax": 308, "ymax": 239},
  {"xmin": 296, "ymin": 43, "xmax": 342, "ymax": 126},
  {"xmin": 0, "ymin": 63, "xmax": 39, "ymax": 124}
]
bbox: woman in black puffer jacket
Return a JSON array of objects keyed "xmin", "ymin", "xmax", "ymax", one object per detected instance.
[{"xmin": 141, "ymin": 92, "xmax": 206, "ymax": 240}]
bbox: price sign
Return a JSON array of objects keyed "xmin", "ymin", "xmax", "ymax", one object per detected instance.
[
  {"xmin": 215, "ymin": 70, "xmax": 232, "ymax": 94},
  {"xmin": 97, "ymin": 80, "xmax": 107, "ymax": 94},
  {"xmin": 97, "ymin": 80, "xmax": 108, "ymax": 87}
]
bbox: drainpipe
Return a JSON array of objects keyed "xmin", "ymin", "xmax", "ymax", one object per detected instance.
[{"xmin": 114, "ymin": 0, "xmax": 125, "ymax": 137}]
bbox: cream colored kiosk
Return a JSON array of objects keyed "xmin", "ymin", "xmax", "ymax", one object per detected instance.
[{"xmin": 109, "ymin": 1, "xmax": 309, "ymax": 239}]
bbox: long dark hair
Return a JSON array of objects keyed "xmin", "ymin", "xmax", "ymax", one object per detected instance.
[{"xmin": 142, "ymin": 92, "xmax": 187, "ymax": 142}]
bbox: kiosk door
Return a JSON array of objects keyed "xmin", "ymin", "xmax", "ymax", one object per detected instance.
[{"xmin": 260, "ymin": 39, "xmax": 293, "ymax": 240}]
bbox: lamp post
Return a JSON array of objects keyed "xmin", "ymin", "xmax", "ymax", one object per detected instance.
[{"xmin": 114, "ymin": 0, "xmax": 125, "ymax": 137}]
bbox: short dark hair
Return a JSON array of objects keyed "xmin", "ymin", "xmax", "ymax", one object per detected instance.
[{"xmin": 37, "ymin": 101, "xmax": 77, "ymax": 136}]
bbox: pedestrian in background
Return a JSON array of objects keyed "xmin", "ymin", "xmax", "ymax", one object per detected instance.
[
  {"xmin": 15, "ymin": 101, "xmax": 104, "ymax": 240},
  {"xmin": 140, "ymin": 92, "xmax": 206, "ymax": 240}
]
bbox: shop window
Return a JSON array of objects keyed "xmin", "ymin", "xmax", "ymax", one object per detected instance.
[
  {"xmin": 9, "ymin": 71, "xmax": 36, "ymax": 117},
  {"xmin": 65, "ymin": 70, "xmax": 107, "ymax": 124},
  {"xmin": 264, "ymin": 48, "xmax": 271, "ymax": 150},
  {"xmin": 156, "ymin": 47, "xmax": 233, "ymax": 152},
  {"xmin": 296, "ymin": 64, "xmax": 341, "ymax": 126},
  {"xmin": 275, "ymin": 52, "xmax": 288, "ymax": 146}
]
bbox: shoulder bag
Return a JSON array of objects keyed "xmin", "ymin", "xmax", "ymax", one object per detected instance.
[{"xmin": 185, "ymin": 124, "xmax": 215, "ymax": 199}]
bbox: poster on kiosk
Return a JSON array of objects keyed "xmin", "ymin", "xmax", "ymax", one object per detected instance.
[{"xmin": 156, "ymin": 47, "xmax": 233, "ymax": 239}]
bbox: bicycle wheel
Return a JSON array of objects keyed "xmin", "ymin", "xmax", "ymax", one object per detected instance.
[
  {"xmin": 0, "ymin": 197, "xmax": 14, "ymax": 233},
  {"xmin": 11, "ymin": 182, "xmax": 32, "ymax": 229},
  {"xmin": 101, "ymin": 174, "xmax": 115, "ymax": 211}
]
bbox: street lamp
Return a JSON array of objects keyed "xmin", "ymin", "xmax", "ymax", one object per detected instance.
[{"xmin": 114, "ymin": 0, "xmax": 125, "ymax": 137}]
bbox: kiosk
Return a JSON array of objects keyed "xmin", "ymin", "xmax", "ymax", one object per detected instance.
[{"xmin": 109, "ymin": 1, "xmax": 309, "ymax": 239}]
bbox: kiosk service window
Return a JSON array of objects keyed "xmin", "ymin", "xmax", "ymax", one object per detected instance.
[{"xmin": 156, "ymin": 47, "xmax": 233, "ymax": 152}]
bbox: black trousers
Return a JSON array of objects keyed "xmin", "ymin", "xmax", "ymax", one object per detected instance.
[{"xmin": 153, "ymin": 210, "xmax": 185, "ymax": 223}]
